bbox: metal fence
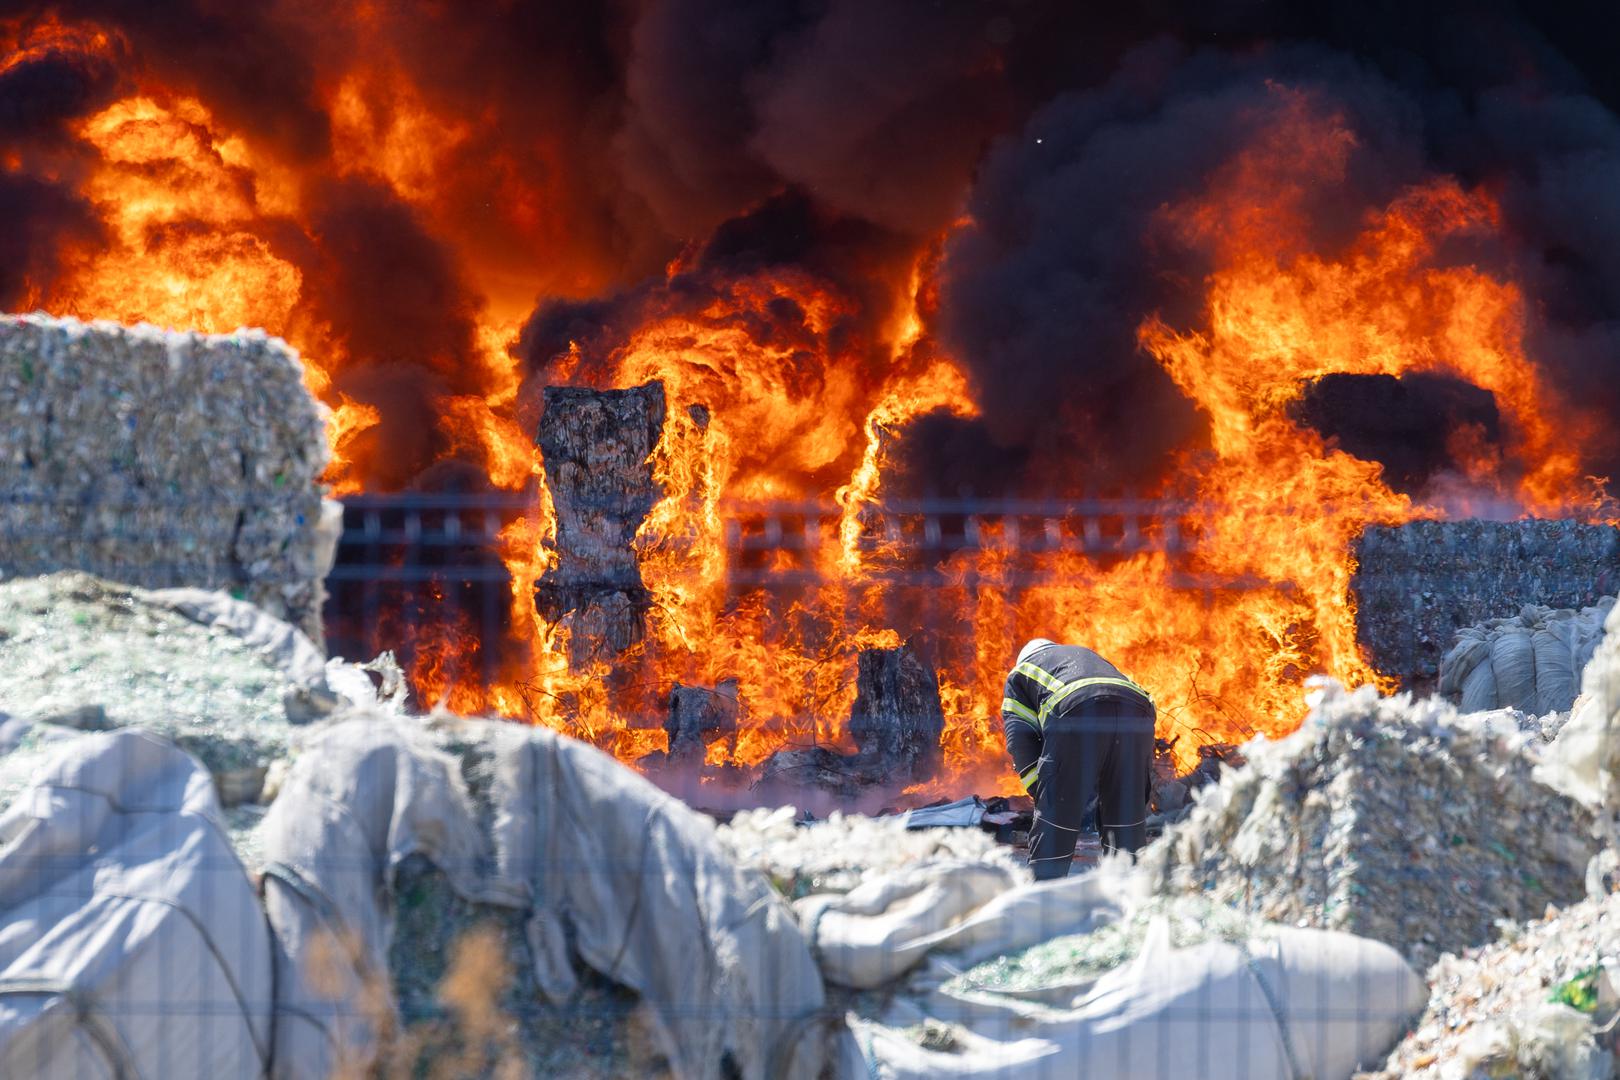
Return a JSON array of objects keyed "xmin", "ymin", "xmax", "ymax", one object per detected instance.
[{"xmin": 323, "ymin": 491, "xmax": 1203, "ymax": 672}]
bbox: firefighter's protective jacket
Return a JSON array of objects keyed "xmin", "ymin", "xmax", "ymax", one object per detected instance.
[{"xmin": 1001, "ymin": 643, "xmax": 1152, "ymax": 792}]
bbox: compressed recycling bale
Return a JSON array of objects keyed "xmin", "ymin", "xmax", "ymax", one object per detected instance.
[
  {"xmin": 1353, "ymin": 519, "xmax": 1620, "ymax": 693},
  {"xmin": 1439, "ymin": 598, "xmax": 1614, "ymax": 716},
  {"xmin": 1136, "ymin": 680, "xmax": 1596, "ymax": 970},
  {"xmin": 0, "ymin": 314, "xmax": 339, "ymax": 644}
]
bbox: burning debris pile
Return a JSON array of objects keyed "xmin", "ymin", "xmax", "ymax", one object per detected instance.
[
  {"xmin": 0, "ymin": 315, "xmax": 341, "ymax": 642},
  {"xmin": 753, "ymin": 640, "xmax": 947, "ymax": 801},
  {"xmin": 1136, "ymin": 681, "xmax": 1596, "ymax": 970}
]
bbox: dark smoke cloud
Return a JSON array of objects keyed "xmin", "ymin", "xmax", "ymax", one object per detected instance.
[
  {"xmin": 0, "ymin": 0, "xmax": 331, "ymax": 159},
  {"xmin": 0, "ymin": 18, "xmax": 122, "ymax": 308},
  {"xmin": 616, "ymin": 0, "xmax": 1015, "ymax": 242},
  {"xmin": 937, "ymin": 43, "xmax": 1425, "ymax": 488},
  {"xmin": 518, "ymin": 188, "xmax": 916, "ymax": 384},
  {"xmin": 937, "ymin": 10, "xmax": 1620, "ymax": 491},
  {"xmin": 300, "ymin": 1, "xmax": 641, "ymax": 293},
  {"xmin": 0, "ymin": 19, "xmax": 126, "ymax": 139},
  {"xmin": 0, "ymin": 173, "xmax": 101, "ymax": 307},
  {"xmin": 295, "ymin": 176, "xmax": 484, "ymax": 490},
  {"xmin": 748, "ymin": 0, "xmax": 1009, "ymax": 234},
  {"xmin": 615, "ymin": 0, "xmax": 798, "ymax": 240}
]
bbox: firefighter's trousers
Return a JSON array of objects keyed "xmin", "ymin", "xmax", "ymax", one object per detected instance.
[{"xmin": 1027, "ymin": 694, "xmax": 1155, "ymax": 880}]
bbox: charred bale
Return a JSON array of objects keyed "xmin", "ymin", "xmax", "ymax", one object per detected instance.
[
  {"xmin": 756, "ymin": 641, "xmax": 948, "ymax": 800},
  {"xmin": 665, "ymin": 680, "xmax": 740, "ymax": 765},
  {"xmin": 533, "ymin": 382, "xmax": 665, "ymax": 665},
  {"xmin": 848, "ymin": 642, "xmax": 946, "ymax": 783},
  {"xmin": 1292, "ymin": 373, "xmax": 1500, "ymax": 494},
  {"xmin": 756, "ymin": 746, "xmax": 870, "ymax": 802}
]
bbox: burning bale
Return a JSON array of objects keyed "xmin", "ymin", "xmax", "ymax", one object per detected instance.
[
  {"xmin": 757, "ymin": 641, "xmax": 946, "ymax": 800},
  {"xmin": 533, "ymin": 381, "xmax": 666, "ymax": 665},
  {"xmin": 1136, "ymin": 681, "xmax": 1596, "ymax": 970},
  {"xmin": 665, "ymin": 679, "xmax": 739, "ymax": 765},
  {"xmin": 848, "ymin": 642, "xmax": 946, "ymax": 782},
  {"xmin": 1353, "ymin": 520, "xmax": 1620, "ymax": 694},
  {"xmin": 0, "ymin": 314, "xmax": 340, "ymax": 644}
]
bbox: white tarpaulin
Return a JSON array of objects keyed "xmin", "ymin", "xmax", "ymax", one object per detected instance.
[
  {"xmin": 259, "ymin": 712, "xmax": 853, "ymax": 1080},
  {"xmin": 803, "ymin": 860, "xmax": 1425, "ymax": 1079},
  {"xmin": 0, "ymin": 729, "xmax": 273, "ymax": 1079},
  {"xmin": 1440, "ymin": 599, "xmax": 1614, "ymax": 716}
]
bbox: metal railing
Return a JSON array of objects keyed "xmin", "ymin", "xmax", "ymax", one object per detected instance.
[{"xmin": 321, "ymin": 491, "xmax": 1203, "ymax": 675}]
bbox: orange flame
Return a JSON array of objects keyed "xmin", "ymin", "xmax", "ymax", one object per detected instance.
[{"xmin": 24, "ymin": 61, "xmax": 1616, "ymax": 795}]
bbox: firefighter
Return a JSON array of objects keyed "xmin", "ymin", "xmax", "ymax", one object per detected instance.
[{"xmin": 1001, "ymin": 638, "xmax": 1155, "ymax": 879}]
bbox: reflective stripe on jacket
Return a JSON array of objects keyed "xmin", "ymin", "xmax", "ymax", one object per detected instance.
[{"xmin": 1001, "ymin": 644, "xmax": 1152, "ymax": 792}]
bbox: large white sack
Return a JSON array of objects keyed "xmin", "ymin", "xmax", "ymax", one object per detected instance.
[
  {"xmin": 0, "ymin": 729, "xmax": 273, "ymax": 1079},
  {"xmin": 799, "ymin": 860, "xmax": 1139, "ymax": 990},
  {"xmin": 1440, "ymin": 599, "xmax": 1613, "ymax": 715},
  {"xmin": 259, "ymin": 712, "xmax": 852, "ymax": 1080},
  {"xmin": 856, "ymin": 921, "xmax": 1425, "ymax": 1080},
  {"xmin": 797, "ymin": 861, "xmax": 1023, "ymax": 989}
]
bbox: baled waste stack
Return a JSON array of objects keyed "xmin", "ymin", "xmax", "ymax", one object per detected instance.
[
  {"xmin": 534, "ymin": 381, "xmax": 666, "ymax": 665},
  {"xmin": 1354, "ymin": 520, "xmax": 1620, "ymax": 693},
  {"xmin": 1362, "ymin": 890, "xmax": 1620, "ymax": 1080},
  {"xmin": 0, "ymin": 314, "xmax": 340, "ymax": 644},
  {"xmin": 1374, "ymin": 613, "xmax": 1620, "ymax": 1078},
  {"xmin": 1365, "ymin": 599, "xmax": 1620, "ymax": 1078},
  {"xmin": 1136, "ymin": 680, "xmax": 1595, "ymax": 969}
]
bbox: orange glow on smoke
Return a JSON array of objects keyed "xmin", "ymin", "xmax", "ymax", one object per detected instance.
[{"xmin": 23, "ymin": 58, "xmax": 1614, "ymax": 795}]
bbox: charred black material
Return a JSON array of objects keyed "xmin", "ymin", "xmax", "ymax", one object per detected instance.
[
  {"xmin": 533, "ymin": 382, "xmax": 666, "ymax": 664},
  {"xmin": 1292, "ymin": 373, "xmax": 1501, "ymax": 493}
]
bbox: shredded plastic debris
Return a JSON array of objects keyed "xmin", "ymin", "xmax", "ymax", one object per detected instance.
[
  {"xmin": 717, "ymin": 804, "xmax": 1024, "ymax": 898},
  {"xmin": 947, "ymin": 895, "xmax": 1267, "ymax": 995},
  {"xmin": 1361, "ymin": 892, "xmax": 1620, "ymax": 1080},
  {"xmin": 1136, "ymin": 680, "xmax": 1596, "ymax": 969},
  {"xmin": 0, "ymin": 573, "xmax": 316, "ymax": 802}
]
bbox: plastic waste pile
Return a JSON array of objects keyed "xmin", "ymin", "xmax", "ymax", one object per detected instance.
[{"xmin": 1135, "ymin": 680, "xmax": 1595, "ymax": 969}]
